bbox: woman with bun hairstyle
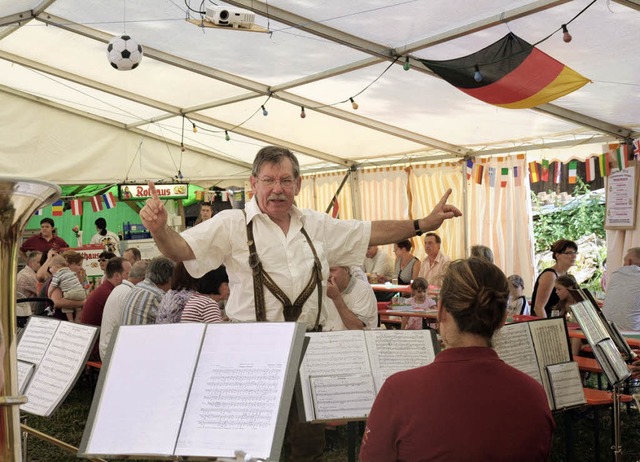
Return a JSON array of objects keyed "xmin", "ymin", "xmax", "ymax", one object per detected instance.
[
  {"xmin": 360, "ymin": 258, "xmax": 554, "ymax": 462},
  {"xmin": 531, "ymin": 239, "xmax": 578, "ymax": 318}
]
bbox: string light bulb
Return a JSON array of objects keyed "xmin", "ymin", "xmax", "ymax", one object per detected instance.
[
  {"xmin": 561, "ymin": 24, "xmax": 572, "ymax": 43},
  {"xmin": 403, "ymin": 56, "xmax": 411, "ymax": 71},
  {"xmin": 261, "ymin": 105, "xmax": 268, "ymax": 116},
  {"xmin": 192, "ymin": 123, "xmax": 197, "ymax": 133},
  {"xmin": 224, "ymin": 130, "xmax": 230, "ymax": 141},
  {"xmin": 473, "ymin": 64, "xmax": 483, "ymax": 82},
  {"xmin": 349, "ymin": 97, "xmax": 359, "ymax": 110},
  {"xmin": 180, "ymin": 142, "xmax": 185, "ymax": 152},
  {"xmin": 300, "ymin": 107, "xmax": 306, "ymax": 119}
]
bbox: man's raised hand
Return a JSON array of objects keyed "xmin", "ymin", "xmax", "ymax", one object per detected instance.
[{"xmin": 140, "ymin": 182, "xmax": 168, "ymax": 234}]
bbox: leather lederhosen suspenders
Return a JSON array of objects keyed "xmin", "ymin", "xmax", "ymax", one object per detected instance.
[{"xmin": 245, "ymin": 213, "xmax": 323, "ymax": 329}]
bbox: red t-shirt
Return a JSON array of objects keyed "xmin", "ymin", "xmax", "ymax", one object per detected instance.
[{"xmin": 20, "ymin": 234, "xmax": 69, "ymax": 254}]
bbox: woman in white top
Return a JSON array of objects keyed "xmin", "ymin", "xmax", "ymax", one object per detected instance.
[{"xmin": 90, "ymin": 217, "xmax": 120, "ymax": 255}]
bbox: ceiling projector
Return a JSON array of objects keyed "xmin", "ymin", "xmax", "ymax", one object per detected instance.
[{"xmin": 205, "ymin": 6, "xmax": 255, "ymax": 28}]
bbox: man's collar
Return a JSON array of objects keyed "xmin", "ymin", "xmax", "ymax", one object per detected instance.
[{"xmin": 244, "ymin": 196, "xmax": 304, "ymax": 224}]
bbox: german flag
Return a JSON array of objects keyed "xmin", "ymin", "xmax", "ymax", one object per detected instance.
[{"xmin": 419, "ymin": 33, "xmax": 589, "ymax": 109}]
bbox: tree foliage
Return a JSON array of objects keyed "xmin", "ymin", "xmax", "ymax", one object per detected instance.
[{"xmin": 532, "ymin": 178, "xmax": 605, "ymax": 253}]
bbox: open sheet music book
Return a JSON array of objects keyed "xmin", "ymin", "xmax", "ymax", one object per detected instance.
[
  {"xmin": 17, "ymin": 316, "xmax": 98, "ymax": 416},
  {"xmin": 570, "ymin": 300, "xmax": 632, "ymax": 385},
  {"xmin": 79, "ymin": 322, "xmax": 305, "ymax": 461},
  {"xmin": 493, "ymin": 318, "xmax": 585, "ymax": 410},
  {"xmin": 298, "ymin": 329, "xmax": 439, "ymax": 422}
]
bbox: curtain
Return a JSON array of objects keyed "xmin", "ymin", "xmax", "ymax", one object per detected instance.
[
  {"xmin": 409, "ymin": 161, "xmax": 465, "ymax": 262},
  {"xmin": 466, "ymin": 154, "xmax": 535, "ymax": 293},
  {"xmin": 299, "ymin": 171, "xmax": 354, "ymax": 220}
]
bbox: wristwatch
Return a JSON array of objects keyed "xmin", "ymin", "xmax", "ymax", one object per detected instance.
[{"xmin": 413, "ymin": 219, "xmax": 423, "ymax": 236}]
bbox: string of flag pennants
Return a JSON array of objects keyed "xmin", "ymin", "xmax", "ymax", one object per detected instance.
[
  {"xmin": 35, "ymin": 192, "xmax": 118, "ymax": 216},
  {"xmin": 465, "ymin": 141, "xmax": 639, "ymax": 187}
]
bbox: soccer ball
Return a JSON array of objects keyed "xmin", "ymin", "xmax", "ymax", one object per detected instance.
[{"xmin": 106, "ymin": 35, "xmax": 143, "ymax": 71}]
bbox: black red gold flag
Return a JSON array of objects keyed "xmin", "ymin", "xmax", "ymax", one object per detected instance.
[{"xmin": 419, "ymin": 33, "xmax": 589, "ymax": 109}]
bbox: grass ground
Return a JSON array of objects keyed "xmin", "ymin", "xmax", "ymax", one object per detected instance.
[{"xmin": 21, "ymin": 374, "xmax": 640, "ymax": 461}]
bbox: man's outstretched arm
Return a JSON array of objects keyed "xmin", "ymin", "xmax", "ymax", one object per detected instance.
[{"xmin": 140, "ymin": 182, "xmax": 195, "ymax": 262}]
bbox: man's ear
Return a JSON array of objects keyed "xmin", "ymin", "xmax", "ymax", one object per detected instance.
[{"xmin": 294, "ymin": 176, "xmax": 302, "ymax": 195}]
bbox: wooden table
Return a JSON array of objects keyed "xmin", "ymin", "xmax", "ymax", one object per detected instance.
[
  {"xmin": 567, "ymin": 329, "xmax": 640, "ymax": 348},
  {"xmin": 370, "ymin": 283, "xmax": 412, "ymax": 294},
  {"xmin": 379, "ymin": 309, "xmax": 438, "ymax": 329}
]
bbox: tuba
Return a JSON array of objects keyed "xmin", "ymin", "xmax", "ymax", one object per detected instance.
[{"xmin": 0, "ymin": 178, "xmax": 60, "ymax": 461}]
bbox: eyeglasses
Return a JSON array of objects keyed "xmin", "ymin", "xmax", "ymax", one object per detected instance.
[
  {"xmin": 561, "ymin": 251, "xmax": 578, "ymax": 256},
  {"xmin": 257, "ymin": 177, "xmax": 295, "ymax": 188}
]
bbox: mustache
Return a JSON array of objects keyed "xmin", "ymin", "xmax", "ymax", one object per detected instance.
[{"xmin": 268, "ymin": 193, "xmax": 287, "ymax": 201}]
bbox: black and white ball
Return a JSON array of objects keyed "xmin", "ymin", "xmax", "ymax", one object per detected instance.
[{"xmin": 106, "ymin": 35, "xmax": 143, "ymax": 71}]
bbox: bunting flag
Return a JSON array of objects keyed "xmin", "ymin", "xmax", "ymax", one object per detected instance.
[
  {"xmin": 102, "ymin": 192, "xmax": 116, "ymax": 209},
  {"xmin": 514, "ymin": 166, "xmax": 522, "ymax": 186},
  {"xmin": 329, "ymin": 197, "xmax": 339, "ymax": 219},
  {"xmin": 488, "ymin": 167, "xmax": 496, "ymax": 187},
  {"xmin": 91, "ymin": 196, "xmax": 103, "ymax": 212},
  {"xmin": 553, "ymin": 161, "xmax": 562, "ymax": 184},
  {"xmin": 466, "ymin": 159, "xmax": 474, "ymax": 181},
  {"xmin": 473, "ymin": 164, "xmax": 484, "ymax": 184},
  {"xmin": 529, "ymin": 161, "xmax": 539, "ymax": 183},
  {"xmin": 633, "ymin": 139, "xmax": 640, "ymax": 157},
  {"xmin": 568, "ymin": 161, "xmax": 578, "ymax": 184},
  {"xmin": 34, "ymin": 209, "xmax": 42, "ymax": 216},
  {"xmin": 598, "ymin": 153, "xmax": 609, "ymax": 177},
  {"xmin": 205, "ymin": 191, "xmax": 216, "ymax": 202},
  {"xmin": 194, "ymin": 190, "xmax": 204, "ymax": 201},
  {"xmin": 541, "ymin": 160, "xmax": 550, "ymax": 182},
  {"xmin": 614, "ymin": 144, "xmax": 630, "ymax": 171},
  {"xmin": 500, "ymin": 167, "xmax": 509, "ymax": 187},
  {"xmin": 52, "ymin": 200, "xmax": 64, "ymax": 216},
  {"xmin": 585, "ymin": 157, "xmax": 596, "ymax": 182},
  {"xmin": 418, "ymin": 33, "xmax": 589, "ymax": 109},
  {"xmin": 70, "ymin": 199, "xmax": 83, "ymax": 216}
]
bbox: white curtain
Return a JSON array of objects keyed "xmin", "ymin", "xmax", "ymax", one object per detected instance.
[
  {"xmin": 299, "ymin": 170, "xmax": 354, "ymax": 220},
  {"xmin": 466, "ymin": 154, "xmax": 535, "ymax": 294},
  {"xmin": 409, "ymin": 161, "xmax": 465, "ymax": 262}
]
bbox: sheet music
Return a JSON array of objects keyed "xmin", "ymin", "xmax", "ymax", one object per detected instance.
[
  {"xmin": 17, "ymin": 360, "xmax": 35, "ymax": 394},
  {"xmin": 17, "ymin": 316, "xmax": 58, "ymax": 366},
  {"xmin": 365, "ymin": 330, "xmax": 436, "ymax": 392},
  {"xmin": 176, "ymin": 322, "xmax": 296, "ymax": 459},
  {"xmin": 21, "ymin": 322, "xmax": 97, "ymax": 416},
  {"xmin": 528, "ymin": 318, "xmax": 571, "ymax": 408},
  {"xmin": 493, "ymin": 323, "xmax": 543, "ymax": 385},
  {"xmin": 546, "ymin": 362, "xmax": 585, "ymax": 409},
  {"xmin": 298, "ymin": 331, "xmax": 371, "ymax": 421},
  {"xmin": 310, "ymin": 373, "xmax": 376, "ymax": 420},
  {"xmin": 594, "ymin": 339, "xmax": 631, "ymax": 385},
  {"xmin": 84, "ymin": 323, "xmax": 205, "ymax": 456},
  {"xmin": 570, "ymin": 301, "xmax": 609, "ymax": 344}
]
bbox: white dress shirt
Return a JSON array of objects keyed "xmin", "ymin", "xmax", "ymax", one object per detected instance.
[
  {"xmin": 602, "ymin": 265, "xmax": 640, "ymax": 331},
  {"xmin": 182, "ymin": 197, "xmax": 371, "ymax": 329},
  {"xmin": 100, "ymin": 279, "xmax": 134, "ymax": 360}
]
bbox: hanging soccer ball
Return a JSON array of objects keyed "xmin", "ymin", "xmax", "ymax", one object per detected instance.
[{"xmin": 106, "ymin": 35, "xmax": 143, "ymax": 71}]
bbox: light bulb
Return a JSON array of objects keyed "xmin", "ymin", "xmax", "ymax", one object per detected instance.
[
  {"xmin": 224, "ymin": 130, "xmax": 230, "ymax": 141},
  {"xmin": 561, "ymin": 24, "xmax": 572, "ymax": 43},
  {"xmin": 473, "ymin": 65, "xmax": 483, "ymax": 82},
  {"xmin": 192, "ymin": 123, "xmax": 197, "ymax": 133},
  {"xmin": 300, "ymin": 107, "xmax": 306, "ymax": 119},
  {"xmin": 180, "ymin": 143, "xmax": 185, "ymax": 152},
  {"xmin": 350, "ymin": 97, "xmax": 359, "ymax": 110},
  {"xmin": 261, "ymin": 105, "xmax": 268, "ymax": 116},
  {"xmin": 403, "ymin": 57, "xmax": 410, "ymax": 71}
]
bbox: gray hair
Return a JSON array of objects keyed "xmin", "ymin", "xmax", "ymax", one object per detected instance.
[
  {"xmin": 252, "ymin": 146, "xmax": 301, "ymax": 179},
  {"xmin": 470, "ymin": 245, "xmax": 494, "ymax": 263},
  {"xmin": 145, "ymin": 257, "xmax": 175, "ymax": 286},
  {"xmin": 626, "ymin": 247, "xmax": 640, "ymax": 265},
  {"xmin": 26, "ymin": 250, "xmax": 42, "ymax": 264},
  {"xmin": 129, "ymin": 260, "xmax": 148, "ymax": 279}
]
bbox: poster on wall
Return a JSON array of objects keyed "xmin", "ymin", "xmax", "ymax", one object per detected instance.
[{"xmin": 605, "ymin": 163, "xmax": 637, "ymax": 230}]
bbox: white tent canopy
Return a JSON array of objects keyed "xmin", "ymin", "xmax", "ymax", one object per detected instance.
[{"xmin": 0, "ymin": 0, "xmax": 639, "ymax": 185}]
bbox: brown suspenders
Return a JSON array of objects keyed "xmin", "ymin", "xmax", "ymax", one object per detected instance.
[{"xmin": 245, "ymin": 213, "xmax": 323, "ymax": 329}]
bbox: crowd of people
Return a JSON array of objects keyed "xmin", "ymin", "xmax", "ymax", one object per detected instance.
[{"xmin": 13, "ymin": 145, "xmax": 640, "ymax": 461}]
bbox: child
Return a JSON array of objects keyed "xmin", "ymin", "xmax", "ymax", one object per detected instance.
[
  {"xmin": 404, "ymin": 277, "xmax": 436, "ymax": 330},
  {"xmin": 507, "ymin": 274, "xmax": 530, "ymax": 316},
  {"xmin": 48, "ymin": 255, "xmax": 86, "ymax": 321}
]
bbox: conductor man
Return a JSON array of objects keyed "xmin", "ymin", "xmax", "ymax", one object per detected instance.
[
  {"xmin": 140, "ymin": 145, "xmax": 460, "ymax": 461},
  {"xmin": 140, "ymin": 146, "xmax": 461, "ymax": 331}
]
